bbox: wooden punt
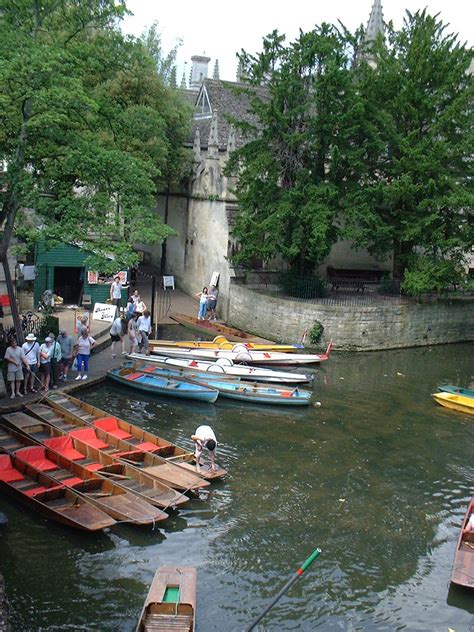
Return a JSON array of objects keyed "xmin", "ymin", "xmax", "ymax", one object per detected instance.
[
  {"xmin": 128, "ymin": 353, "xmax": 314, "ymax": 384},
  {"xmin": 438, "ymin": 385, "xmax": 474, "ymax": 399},
  {"xmin": 45, "ymin": 392, "xmax": 227, "ymax": 480},
  {"xmin": 0, "ymin": 449, "xmax": 116, "ymax": 531},
  {"xmin": 432, "ymin": 392, "xmax": 474, "ymax": 415},
  {"xmin": 6, "ymin": 409, "xmax": 210, "ymax": 493},
  {"xmin": 136, "ymin": 566, "xmax": 196, "ymax": 632},
  {"xmin": 170, "ymin": 311, "xmax": 270, "ymax": 343},
  {"xmin": 0, "ymin": 418, "xmax": 187, "ymax": 511},
  {"xmin": 0, "ymin": 425, "xmax": 167, "ymax": 526},
  {"xmin": 451, "ymin": 498, "xmax": 474, "ymax": 588},
  {"xmin": 149, "ymin": 334, "xmax": 303, "ymax": 353},
  {"xmin": 130, "ymin": 365, "xmax": 312, "ymax": 406}
]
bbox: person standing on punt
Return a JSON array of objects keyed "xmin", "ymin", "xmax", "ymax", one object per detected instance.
[
  {"xmin": 191, "ymin": 425, "xmax": 218, "ymax": 472},
  {"xmin": 196, "ymin": 286, "xmax": 208, "ymax": 320}
]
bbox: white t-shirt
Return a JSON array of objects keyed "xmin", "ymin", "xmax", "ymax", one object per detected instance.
[
  {"xmin": 111, "ymin": 281, "xmax": 122, "ymax": 299},
  {"xmin": 39, "ymin": 343, "xmax": 53, "ymax": 364},
  {"xmin": 194, "ymin": 425, "xmax": 217, "ymax": 446},
  {"xmin": 137, "ymin": 315, "xmax": 151, "ymax": 333},
  {"xmin": 22, "ymin": 341, "xmax": 40, "ymax": 366},
  {"xmin": 76, "ymin": 335, "xmax": 96, "ymax": 355}
]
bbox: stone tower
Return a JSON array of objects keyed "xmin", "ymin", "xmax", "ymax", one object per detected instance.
[
  {"xmin": 189, "ymin": 55, "xmax": 211, "ymax": 90},
  {"xmin": 365, "ymin": 0, "xmax": 384, "ymax": 43}
]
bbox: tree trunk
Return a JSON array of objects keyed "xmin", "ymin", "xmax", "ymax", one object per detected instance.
[{"xmin": 2, "ymin": 258, "xmax": 23, "ymax": 344}]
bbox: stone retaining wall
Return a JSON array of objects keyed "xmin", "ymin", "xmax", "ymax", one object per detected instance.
[{"xmin": 228, "ymin": 284, "xmax": 474, "ymax": 350}]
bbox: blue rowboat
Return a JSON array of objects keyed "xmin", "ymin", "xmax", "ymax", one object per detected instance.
[
  {"xmin": 107, "ymin": 367, "xmax": 219, "ymax": 403},
  {"xmin": 438, "ymin": 385, "xmax": 474, "ymax": 399},
  {"xmin": 129, "ymin": 364, "xmax": 312, "ymax": 406}
]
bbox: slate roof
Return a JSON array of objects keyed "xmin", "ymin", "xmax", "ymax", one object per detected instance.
[{"xmin": 187, "ymin": 78, "xmax": 268, "ymax": 150}]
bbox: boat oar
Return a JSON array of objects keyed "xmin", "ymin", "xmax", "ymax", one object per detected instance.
[{"xmin": 245, "ymin": 547, "xmax": 321, "ymax": 632}]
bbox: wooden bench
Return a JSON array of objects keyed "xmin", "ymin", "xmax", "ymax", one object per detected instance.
[{"xmin": 327, "ymin": 267, "xmax": 385, "ymax": 293}]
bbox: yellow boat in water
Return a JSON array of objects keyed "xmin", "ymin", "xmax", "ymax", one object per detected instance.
[
  {"xmin": 148, "ymin": 335, "xmax": 304, "ymax": 353},
  {"xmin": 432, "ymin": 392, "xmax": 474, "ymax": 415}
]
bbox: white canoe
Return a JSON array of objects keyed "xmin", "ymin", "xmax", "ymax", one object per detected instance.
[
  {"xmin": 128, "ymin": 353, "xmax": 313, "ymax": 384},
  {"xmin": 147, "ymin": 342, "xmax": 333, "ymax": 366}
]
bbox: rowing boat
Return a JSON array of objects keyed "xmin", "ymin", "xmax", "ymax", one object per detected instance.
[
  {"xmin": 0, "ymin": 448, "xmax": 116, "ymax": 532},
  {"xmin": 451, "ymin": 498, "xmax": 474, "ymax": 588},
  {"xmin": 0, "ymin": 424, "xmax": 167, "ymax": 526},
  {"xmin": 150, "ymin": 341, "xmax": 333, "ymax": 366},
  {"xmin": 432, "ymin": 392, "xmax": 474, "ymax": 415},
  {"xmin": 107, "ymin": 367, "xmax": 219, "ymax": 403},
  {"xmin": 45, "ymin": 392, "xmax": 227, "ymax": 481},
  {"xmin": 149, "ymin": 334, "xmax": 303, "ymax": 353},
  {"xmin": 128, "ymin": 353, "xmax": 313, "ymax": 384},
  {"xmin": 133, "ymin": 365, "xmax": 312, "ymax": 406},
  {"xmin": 136, "ymin": 566, "xmax": 196, "ymax": 632},
  {"xmin": 170, "ymin": 311, "xmax": 270, "ymax": 343},
  {"xmin": 4, "ymin": 410, "xmax": 210, "ymax": 493},
  {"xmin": 438, "ymin": 385, "xmax": 474, "ymax": 399}
]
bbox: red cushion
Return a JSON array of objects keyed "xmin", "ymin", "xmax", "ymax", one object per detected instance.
[
  {"xmin": 85, "ymin": 463, "xmax": 103, "ymax": 471},
  {"xmin": 43, "ymin": 436, "xmax": 84, "ymax": 460},
  {"xmin": 125, "ymin": 372, "xmax": 143, "ymax": 381},
  {"xmin": 136, "ymin": 441, "xmax": 160, "ymax": 452},
  {"xmin": 62, "ymin": 477, "xmax": 83, "ymax": 487},
  {"xmin": 107, "ymin": 429, "xmax": 132, "ymax": 440},
  {"xmin": 141, "ymin": 366, "xmax": 156, "ymax": 373},
  {"xmin": 69, "ymin": 428, "xmax": 109, "ymax": 450},
  {"xmin": 24, "ymin": 486, "xmax": 48, "ymax": 496},
  {"xmin": 15, "ymin": 447, "xmax": 58, "ymax": 472},
  {"xmin": 280, "ymin": 391, "xmax": 293, "ymax": 398},
  {"xmin": 0, "ymin": 467, "xmax": 25, "ymax": 483},
  {"xmin": 0, "ymin": 455, "xmax": 12, "ymax": 471},
  {"xmin": 189, "ymin": 360, "xmax": 198, "ymax": 367},
  {"xmin": 93, "ymin": 417, "xmax": 120, "ymax": 432}
]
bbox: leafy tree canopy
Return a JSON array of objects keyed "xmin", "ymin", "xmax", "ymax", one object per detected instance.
[{"xmin": 0, "ymin": 0, "xmax": 192, "ymax": 274}]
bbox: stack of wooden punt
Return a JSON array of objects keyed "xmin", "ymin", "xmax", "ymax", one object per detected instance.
[{"xmin": 45, "ymin": 392, "xmax": 227, "ymax": 480}]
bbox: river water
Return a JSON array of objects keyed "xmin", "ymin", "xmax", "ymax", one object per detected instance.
[{"xmin": 0, "ymin": 340, "xmax": 473, "ymax": 631}]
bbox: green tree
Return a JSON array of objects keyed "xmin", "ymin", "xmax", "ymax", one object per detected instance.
[
  {"xmin": 226, "ymin": 26, "xmax": 379, "ymax": 275},
  {"xmin": 0, "ymin": 0, "xmax": 191, "ymax": 332},
  {"xmin": 346, "ymin": 10, "xmax": 474, "ymax": 292}
]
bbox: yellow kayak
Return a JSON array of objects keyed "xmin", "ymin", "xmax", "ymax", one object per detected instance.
[
  {"xmin": 432, "ymin": 392, "xmax": 474, "ymax": 415},
  {"xmin": 148, "ymin": 335, "xmax": 305, "ymax": 353}
]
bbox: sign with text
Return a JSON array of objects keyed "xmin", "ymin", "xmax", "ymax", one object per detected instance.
[{"xmin": 92, "ymin": 302, "xmax": 117, "ymax": 323}]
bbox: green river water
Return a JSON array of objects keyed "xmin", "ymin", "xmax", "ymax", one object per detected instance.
[{"xmin": 0, "ymin": 340, "xmax": 473, "ymax": 631}]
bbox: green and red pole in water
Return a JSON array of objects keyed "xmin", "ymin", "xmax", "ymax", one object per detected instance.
[{"xmin": 245, "ymin": 547, "xmax": 322, "ymax": 631}]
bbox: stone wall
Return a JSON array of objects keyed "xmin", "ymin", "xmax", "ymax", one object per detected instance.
[{"xmin": 228, "ymin": 283, "xmax": 474, "ymax": 350}]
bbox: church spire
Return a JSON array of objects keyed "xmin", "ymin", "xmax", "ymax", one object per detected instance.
[{"xmin": 365, "ymin": 0, "xmax": 384, "ymax": 42}]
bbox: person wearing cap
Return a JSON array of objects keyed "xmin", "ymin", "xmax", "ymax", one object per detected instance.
[
  {"xmin": 110, "ymin": 275, "xmax": 123, "ymax": 314},
  {"xmin": 191, "ymin": 425, "xmax": 218, "ymax": 472},
  {"xmin": 22, "ymin": 333, "xmax": 41, "ymax": 394},
  {"xmin": 58, "ymin": 329, "xmax": 74, "ymax": 381},
  {"xmin": 5, "ymin": 337, "xmax": 29, "ymax": 399},
  {"xmin": 39, "ymin": 337, "xmax": 54, "ymax": 390},
  {"xmin": 49, "ymin": 333, "xmax": 62, "ymax": 389}
]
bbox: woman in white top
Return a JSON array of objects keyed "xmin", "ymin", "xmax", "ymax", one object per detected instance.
[
  {"xmin": 38, "ymin": 337, "xmax": 54, "ymax": 390},
  {"xmin": 196, "ymin": 287, "xmax": 208, "ymax": 320},
  {"xmin": 73, "ymin": 330, "xmax": 96, "ymax": 380}
]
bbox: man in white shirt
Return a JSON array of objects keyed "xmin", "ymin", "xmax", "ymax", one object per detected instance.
[
  {"xmin": 191, "ymin": 425, "xmax": 218, "ymax": 472},
  {"xmin": 22, "ymin": 333, "xmax": 40, "ymax": 394},
  {"xmin": 137, "ymin": 309, "xmax": 152, "ymax": 355},
  {"xmin": 5, "ymin": 338, "xmax": 29, "ymax": 399}
]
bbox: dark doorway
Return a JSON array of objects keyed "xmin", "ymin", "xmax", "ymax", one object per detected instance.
[{"xmin": 54, "ymin": 267, "xmax": 84, "ymax": 304}]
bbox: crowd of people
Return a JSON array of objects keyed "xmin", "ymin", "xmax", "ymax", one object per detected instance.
[
  {"xmin": 109, "ymin": 288, "xmax": 152, "ymax": 358},
  {"xmin": 4, "ymin": 327, "xmax": 96, "ymax": 399}
]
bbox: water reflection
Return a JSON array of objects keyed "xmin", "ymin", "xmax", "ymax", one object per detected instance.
[{"xmin": 1, "ymin": 342, "xmax": 473, "ymax": 631}]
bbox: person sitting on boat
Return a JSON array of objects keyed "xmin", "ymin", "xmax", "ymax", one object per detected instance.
[{"xmin": 191, "ymin": 425, "xmax": 217, "ymax": 472}]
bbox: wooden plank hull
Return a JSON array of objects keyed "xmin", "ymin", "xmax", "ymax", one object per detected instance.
[
  {"xmin": 128, "ymin": 353, "xmax": 313, "ymax": 384},
  {"xmin": 433, "ymin": 392, "xmax": 474, "ymax": 415},
  {"xmin": 45, "ymin": 392, "xmax": 227, "ymax": 481},
  {"xmin": 451, "ymin": 498, "xmax": 474, "ymax": 588},
  {"xmin": 438, "ymin": 385, "xmax": 474, "ymax": 399},
  {"xmin": 170, "ymin": 311, "xmax": 270, "ymax": 343},
  {"xmin": 0, "ymin": 451, "xmax": 116, "ymax": 532},
  {"xmin": 149, "ymin": 336, "xmax": 303, "ymax": 353},
  {"xmin": 136, "ymin": 566, "xmax": 196, "ymax": 632},
  {"xmin": 107, "ymin": 368, "xmax": 219, "ymax": 403}
]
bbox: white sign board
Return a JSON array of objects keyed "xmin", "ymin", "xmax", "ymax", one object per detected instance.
[
  {"xmin": 163, "ymin": 275, "xmax": 175, "ymax": 290},
  {"xmin": 93, "ymin": 302, "xmax": 117, "ymax": 323}
]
